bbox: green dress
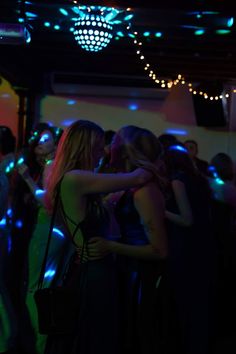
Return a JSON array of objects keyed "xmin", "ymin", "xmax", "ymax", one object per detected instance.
[{"xmin": 22, "ymin": 206, "xmax": 74, "ymax": 354}]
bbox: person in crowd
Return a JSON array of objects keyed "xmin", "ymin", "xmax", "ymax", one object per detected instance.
[
  {"xmin": 87, "ymin": 125, "xmax": 168, "ymax": 354},
  {"xmin": 9, "ymin": 123, "xmax": 59, "ymax": 312},
  {"xmin": 13, "ymin": 124, "xmax": 65, "ymax": 354},
  {"xmin": 158, "ymin": 133, "xmax": 178, "ymax": 152},
  {"xmin": 184, "ymin": 139, "xmax": 209, "ymax": 176},
  {"xmin": 208, "ymin": 152, "xmax": 236, "ymax": 336},
  {"xmin": 164, "ymin": 143, "xmax": 216, "ymax": 354},
  {"xmin": 44, "ymin": 120, "xmax": 151, "ymax": 354},
  {"xmin": 0, "ymin": 127, "xmax": 17, "ymax": 354}
]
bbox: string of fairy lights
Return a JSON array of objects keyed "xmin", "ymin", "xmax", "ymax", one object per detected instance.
[{"xmin": 126, "ymin": 24, "xmax": 231, "ymax": 101}]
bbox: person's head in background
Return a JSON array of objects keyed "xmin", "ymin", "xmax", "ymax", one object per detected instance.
[
  {"xmin": 0, "ymin": 125, "xmax": 16, "ymax": 160},
  {"xmin": 184, "ymin": 139, "xmax": 199, "ymax": 159},
  {"xmin": 210, "ymin": 153, "xmax": 234, "ymax": 182},
  {"xmin": 158, "ymin": 133, "xmax": 178, "ymax": 152},
  {"xmin": 110, "ymin": 125, "xmax": 165, "ymax": 187},
  {"xmin": 25, "ymin": 123, "xmax": 62, "ymax": 180},
  {"xmin": 46, "ymin": 120, "xmax": 104, "ymax": 210},
  {"xmin": 164, "ymin": 142, "xmax": 199, "ymax": 178}
]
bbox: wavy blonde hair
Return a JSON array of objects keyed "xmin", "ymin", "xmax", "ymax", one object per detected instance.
[
  {"xmin": 117, "ymin": 125, "xmax": 166, "ymax": 188},
  {"xmin": 45, "ymin": 120, "xmax": 104, "ymax": 212}
]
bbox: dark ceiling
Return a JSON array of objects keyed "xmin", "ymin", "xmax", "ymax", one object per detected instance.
[{"xmin": 0, "ymin": 0, "xmax": 236, "ymax": 94}]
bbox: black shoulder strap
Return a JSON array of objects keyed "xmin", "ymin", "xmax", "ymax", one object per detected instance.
[{"xmin": 37, "ymin": 190, "xmax": 59, "ymax": 290}]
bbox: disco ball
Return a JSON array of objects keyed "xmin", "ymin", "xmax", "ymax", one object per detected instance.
[{"xmin": 74, "ymin": 14, "xmax": 113, "ymax": 52}]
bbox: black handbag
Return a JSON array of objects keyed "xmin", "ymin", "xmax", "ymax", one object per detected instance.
[{"xmin": 34, "ymin": 191, "xmax": 84, "ymax": 335}]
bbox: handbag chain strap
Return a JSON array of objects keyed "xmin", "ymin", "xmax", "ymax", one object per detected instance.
[{"xmin": 37, "ymin": 189, "xmax": 60, "ymax": 290}]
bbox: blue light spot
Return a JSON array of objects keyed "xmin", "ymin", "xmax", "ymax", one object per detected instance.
[
  {"xmin": 155, "ymin": 32, "xmax": 162, "ymax": 37},
  {"xmin": 165, "ymin": 129, "xmax": 187, "ymax": 136},
  {"xmin": 17, "ymin": 157, "xmax": 24, "ymax": 165},
  {"xmin": 70, "ymin": 27, "xmax": 75, "ymax": 32},
  {"xmin": 116, "ymin": 31, "xmax": 124, "ymax": 37},
  {"xmin": 54, "ymin": 25, "xmax": 60, "ymax": 30},
  {"xmin": 208, "ymin": 165, "xmax": 216, "ymax": 172},
  {"xmin": 227, "ymin": 17, "xmax": 234, "ymax": 27},
  {"xmin": 67, "ymin": 100, "xmax": 76, "ymax": 105},
  {"xmin": 52, "ymin": 227, "xmax": 65, "ymax": 238},
  {"xmin": 215, "ymin": 178, "xmax": 224, "ymax": 185},
  {"xmin": 25, "ymin": 12, "xmax": 38, "ymax": 18},
  {"xmin": 9, "ymin": 162, "xmax": 14, "ymax": 169},
  {"xmin": 39, "ymin": 133, "xmax": 49, "ymax": 143},
  {"xmin": 59, "ymin": 8, "xmax": 68, "ymax": 16},
  {"xmin": 44, "ymin": 22, "xmax": 51, "ymax": 27},
  {"xmin": 61, "ymin": 119, "xmax": 76, "ymax": 127},
  {"xmin": 15, "ymin": 220, "xmax": 23, "ymax": 228},
  {"xmin": 129, "ymin": 104, "xmax": 138, "ymax": 111},
  {"xmin": 7, "ymin": 208, "xmax": 13, "ymax": 217},
  {"xmin": 169, "ymin": 145, "xmax": 188, "ymax": 153},
  {"xmin": 143, "ymin": 31, "xmax": 150, "ymax": 37},
  {"xmin": 44, "ymin": 269, "xmax": 56, "ymax": 279},
  {"xmin": 35, "ymin": 189, "xmax": 45, "ymax": 197},
  {"xmin": 194, "ymin": 29, "xmax": 205, "ymax": 35},
  {"xmin": 18, "ymin": 18, "xmax": 24, "ymax": 23},
  {"xmin": 124, "ymin": 14, "xmax": 134, "ymax": 21},
  {"xmin": 0, "ymin": 218, "xmax": 6, "ymax": 226}
]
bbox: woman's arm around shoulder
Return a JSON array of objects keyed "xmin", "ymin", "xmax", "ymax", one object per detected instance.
[{"xmin": 64, "ymin": 168, "xmax": 152, "ymax": 195}]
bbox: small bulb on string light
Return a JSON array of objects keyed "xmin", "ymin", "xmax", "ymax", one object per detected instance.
[
  {"xmin": 193, "ymin": 91, "xmax": 197, "ymax": 95},
  {"xmin": 219, "ymin": 95, "xmax": 223, "ymax": 98},
  {"xmin": 204, "ymin": 95, "xmax": 208, "ymax": 99},
  {"xmin": 188, "ymin": 83, "xmax": 192, "ymax": 87},
  {"xmin": 225, "ymin": 93, "xmax": 229, "ymax": 98},
  {"xmin": 144, "ymin": 67, "xmax": 148, "ymax": 70},
  {"xmin": 138, "ymin": 42, "xmax": 142, "ymax": 46},
  {"xmin": 161, "ymin": 84, "xmax": 166, "ymax": 88},
  {"xmin": 189, "ymin": 88, "xmax": 193, "ymax": 92},
  {"xmin": 215, "ymin": 96, "xmax": 219, "ymax": 100},
  {"xmin": 210, "ymin": 97, "xmax": 214, "ymax": 100},
  {"xmin": 161, "ymin": 80, "xmax": 165, "ymax": 83},
  {"xmin": 140, "ymin": 55, "xmax": 145, "ymax": 60},
  {"xmin": 134, "ymin": 40, "xmax": 137, "ymax": 44},
  {"xmin": 136, "ymin": 50, "xmax": 140, "ymax": 54},
  {"xmin": 178, "ymin": 74, "xmax": 182, "ymax": 79},
  {"xmin": 199, "ymin": 91, "xmax": 203, "ymax": 95},
  {"xmin": 155, "ymin": 79, "xmax": 160, "ymax": 83},
  {"xmin": 181, "ymin": 80, "xmax": 185, "ymax": 84}
]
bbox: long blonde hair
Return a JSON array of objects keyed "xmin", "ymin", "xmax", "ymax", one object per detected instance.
[
  {"xmin": 117, "ymin": 125, "xmax": 166, "ymax": 188},
  {"xmin": 45, "ymin": 120, "xmax": 104, "ymax": 212}
]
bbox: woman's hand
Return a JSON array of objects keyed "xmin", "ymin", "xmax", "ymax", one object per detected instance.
[
  {"xmin": 136, "ymin": 167, "xmax": 153, "ymax": 184},
  {"xmin": 87, "ymin": 237, "xmax": 111, "ymax": 260}
]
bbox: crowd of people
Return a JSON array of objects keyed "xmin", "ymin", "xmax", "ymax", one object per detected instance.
[{"xmin": 0, "ymin": 121, "xmax": 236, "ymax": 354}]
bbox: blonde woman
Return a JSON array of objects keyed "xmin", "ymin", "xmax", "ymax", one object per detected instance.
[
  {"xmin": 44, "ymin": 120, "xmax": 151, "ymax": 354},
  {"xmin": 88, "ymin": 125, "xmax": 168, "ymax": 354}
]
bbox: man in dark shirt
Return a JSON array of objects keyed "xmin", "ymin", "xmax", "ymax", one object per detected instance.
[{"xmin": 184, "ymin": 139, "xmax": 209, "ymax": 176}]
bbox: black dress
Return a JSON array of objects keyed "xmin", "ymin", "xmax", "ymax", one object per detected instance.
[
  {"xmin": 115, "ymin": 190, "xmax": 166, "ymax": 354},
  {"xmin": 45, "ymin": 201, "xmax": 119, "ymax": 354},
  {"xmin": 166, "ymin": 172, "xmax": 216, "ymax": 354}
]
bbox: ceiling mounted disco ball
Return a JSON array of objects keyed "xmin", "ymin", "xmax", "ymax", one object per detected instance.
[{"xmin": 74, "ymin": 14, "xmax": 113, "ymax": 52}]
